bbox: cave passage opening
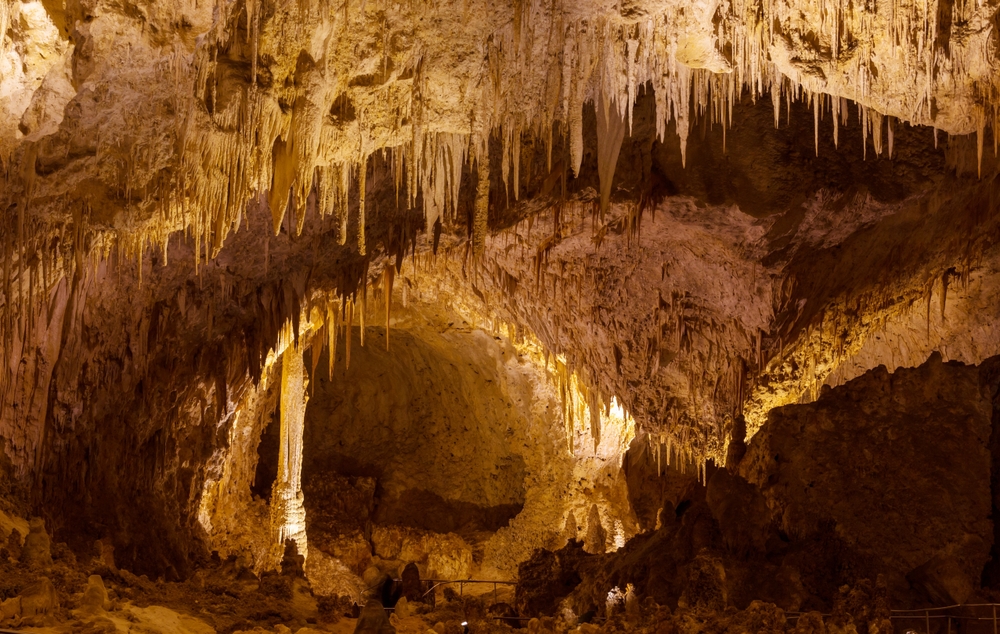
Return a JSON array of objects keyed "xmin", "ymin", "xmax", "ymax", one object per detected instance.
[{"xmin": 240, "ymin": 301, "xmax": 641, "ymax": 598}]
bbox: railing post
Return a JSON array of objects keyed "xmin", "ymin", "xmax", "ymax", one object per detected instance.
[
  {"xmin": 926, "ymin": 609, "xmax": 930, "ymax": 634},
  {"xmin": 494, "ymin": 582, "xmax": 498, "ymax": 605},
  {"xmin": 993, "ymin": 604, "xmax": 997, "ymax": 634}
]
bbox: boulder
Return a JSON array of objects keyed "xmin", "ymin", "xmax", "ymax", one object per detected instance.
[
  {"xmin": 829, "ymin": 578, "xmax": 892, "ymax": 634},
  {"xmin": 20, "ymin": 518, "xmax": 52, "ymax": 566},
  {"xmin": 515, "ymin": 540, "xmax": 591, "ymax": 617},
  {"xmin": 401, "ymin": 562, "xmax": 423, "ymax": 602},
  {"xmin": 80, "ymin": 574, "xmax": 111, "ymax": 613},
  {"xmin": 678, "ymin": 551, "xmax": 726, "ymax": 611},
  {"xmin": 19, "ymin": 577, "xmax": 58, "ymax": 616},
  {"xmin": 792, "ymin": 612, "xmax": 827, "ymax": 634},
  {"xmin": 725, "ymin": 601, "xmax": 787, "ymax": 634},
  {"xmin": 705, "ymin": 469, "xmax": 771, "ymax": 556},
  {"xmin": 353, "ymin": 600, "xmax": 395, "ymax": 634},
  {"xmin": 6, "ymin": 529, "xmax": 22, "ymax": 562},
  {"xmin": 0, "ymin": 596, "xmax": 21, "ymax": 621},
  {"xmin": 394, "ymin": 597, "xmax": 410, "ymax": 619},
  {"xmin": 906, "ymin": 553, "xmax": 975, "ymax": 605},
  {"xmin": 290, "ymin": 577, "xmax": 319, "ymax": 623},
  {"xmin": 372, "ymin": 526, "xmax": 473, "ymax": 579}
]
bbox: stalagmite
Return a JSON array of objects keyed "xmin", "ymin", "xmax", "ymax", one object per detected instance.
[{"xmin": 269, "ymin": 343, "xmax": 309, "ymax": 565}]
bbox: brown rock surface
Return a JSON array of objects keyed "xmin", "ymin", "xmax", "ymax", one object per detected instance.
[
  {"xmin": 741, "ymin": 353, "xmax": 994, "ymax": 595},
  {"xmin": 20, "ymin": 518, "xmax": 52, "ymax": 567},
  {"xmin": 515, "ymin": 540, "xmax": 591, "ymax": 618}
]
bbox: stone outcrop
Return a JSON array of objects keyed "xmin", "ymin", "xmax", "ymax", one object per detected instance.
[
  {"xmin": 20, "ymin": 517, "xmax": 52, "ymax": 567},
  {"xmin": 742, "ymin": 353, "xmax": 994, "ymax": 601},
  {"xmin": 515, "ymin": 540, "xmax": 591, "ymax": 618}
]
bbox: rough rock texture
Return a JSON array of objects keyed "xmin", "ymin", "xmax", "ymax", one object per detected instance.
[
  {"xmin": 741, "ymin": 353, "xmax": 995, "ymax": 600},
  {"xmin": 371, "ymin": 526, "xmax": 474, "ymax": 581},
  {"xmin": 0, "ymin": 0, "xmax": 999, "ymax": 596},
  {"xmin": 302, "ymin": 328, "xmax": 530, "ymax": 533},
  {"xmin": 515, "ymin": 540, "xmax": 590, "ymax": 618}
]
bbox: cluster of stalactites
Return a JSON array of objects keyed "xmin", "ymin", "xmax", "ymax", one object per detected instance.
[
  {"xmin": 180, "ymin": 0, "xmax": 1000, "ymax": 280},
  {"xmin": 647, "ymin": 432, "xmax": 711, "ymax": 484}
]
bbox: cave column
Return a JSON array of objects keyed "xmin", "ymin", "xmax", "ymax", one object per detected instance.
[{"xmin": 270, "ymin": 342, "xmax": 309, "ymax": 565}]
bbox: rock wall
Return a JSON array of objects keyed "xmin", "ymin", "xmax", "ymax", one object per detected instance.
[
  {"xmin": 741, "ymin": 353, "xmax": 996, "ymax": 603},
  {"xmin": 297, "ymin": 302, "xmax": 640, "ymax": 579},
  {"xmin": 302, "ymin": 326, "xmax": 531, "ymax": 529}
]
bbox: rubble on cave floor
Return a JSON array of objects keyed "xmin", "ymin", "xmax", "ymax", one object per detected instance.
[
  {"xmin": 0, "ymin": 504, "xmax": 923, "ymax": 634},
  {"xmin": 0, "ymin": 512, "xmax": 898, "ymax": 634}
]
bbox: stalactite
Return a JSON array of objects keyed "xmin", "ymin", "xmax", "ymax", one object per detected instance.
[
  {"xmin": 941, "ymin": 270, "xmax": 949, "ymax": 321},
  {"xmin": 596, "ymin": 92, "xmax": 627, "ymax": 221},
  {"xmin": 814, "ymin": 93, "xmax": 820, "ymax": 156},
  {"xmin": 345, "ymin": 297, "xmax": 353, "ymax": 370},
  {"xmin": 359, "ymin": 285, "xmax": 366, "ymax": 347},
  {"xmin": 833, "ymin": 95, "xmax": 840, "ymax": 147},
  {"xmin": 358, "ymin": 156, "xmax": 367, "ymax": 256},
  {"xmin": 327, "ymin": 297, "xmax": 338, "ymax": 379},
  {"xmin": 888, "ymin": 116, "xmax": 895, "ymax": 158},
  {"xmin": 384, "ymin": 265, "xmax": 394, "ymax": 350},
  {"xmin": 473, "ymin": 156, "xmax": 490, "ymax": 258}
]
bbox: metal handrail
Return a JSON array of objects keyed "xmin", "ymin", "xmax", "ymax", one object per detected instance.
[
  {"xmin": 892, "ymin": 604, "xmax": 1000, "ymax": 612},
  {"xmin": 421, "ymin": 579, "xmax": 517, "ymax": 585},
  {"xmin": 417, "ymin": 578, "xmax": 517, "ymax": 601}
]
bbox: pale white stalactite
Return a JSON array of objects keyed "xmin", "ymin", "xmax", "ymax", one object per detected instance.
[
  {"xmin": 270, "ymin": 342, "xmax": 309, "ymax": 565},
  {"xmin": 433, "ymin": 141, "xmax": 447, "ymax": 222},
  {"xmin": 833, "ymin": 95, "xmax": 840, "ymax": 147},
  {"xmin": 338, "ymin": 163, "xmax": 351, "ymax": 246},
  {"xmin": 569, "ymin": 99, "xmax": 585, "ymax": 178},
  {"xmin": 814, "ymin": 92, "xmax": 820, "ymax": 156},
  {"xmin": 872, "ymin": 110, "xmax": 884, "ymax": 156},
  {"xmin": 501, "ymin": 122, "xmax": 511, "ymax": 201}
]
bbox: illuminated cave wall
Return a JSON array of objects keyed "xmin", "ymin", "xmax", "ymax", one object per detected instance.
[
  {"xmin": 197, "ymin": 297, "xmax": 641, "ymax": 584},
  {"xmin": 0, "ymin": 0, "xmax": 998, "ymax": 586}
]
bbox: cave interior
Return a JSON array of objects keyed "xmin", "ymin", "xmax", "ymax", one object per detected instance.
[{"xmin": 1, "ymin": 0, "xmax": 1000, "ymax": 632}]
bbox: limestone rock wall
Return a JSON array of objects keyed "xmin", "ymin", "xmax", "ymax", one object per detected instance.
[{"xmin": 741, "ymin": 353, "xmax": 996, "ymax": 602}]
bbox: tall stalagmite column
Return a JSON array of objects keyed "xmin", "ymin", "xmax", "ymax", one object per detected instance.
[{"xmin": 270, "ymin": 343, "xmax": 309, "ymax": 564}]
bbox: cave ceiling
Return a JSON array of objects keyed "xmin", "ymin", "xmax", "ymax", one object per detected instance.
[{"xmin": 0, "ymin": 0, "xmax": 999, "ymax": 477}]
